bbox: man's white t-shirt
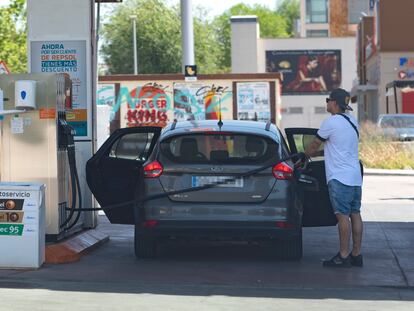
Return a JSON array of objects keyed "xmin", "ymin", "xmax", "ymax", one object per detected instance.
[{"xmin": 316, "ymin": 113, "xmax": 362, "ymax": 186}]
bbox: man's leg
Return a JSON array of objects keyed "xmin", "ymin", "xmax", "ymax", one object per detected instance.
[
  {"xmin": 324, "ymin": 180, "xmax": 352, "ymax": 267},
  {"xmin": 350, "ymin": 213, "xmax": 363, "ymax": 256},
  {"xmin": 336, "ymin": 214, "xmax": 351, "ymax": 258}
]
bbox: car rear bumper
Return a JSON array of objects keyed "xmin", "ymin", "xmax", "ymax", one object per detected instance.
[{"xmin": 135, "ymin": 220, "xmax": 301, "ymax": 240}]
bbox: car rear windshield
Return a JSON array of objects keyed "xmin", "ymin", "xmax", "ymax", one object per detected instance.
[{"xmin": 160, "ymin": 133, "xmax": 280, "ymax": 164}]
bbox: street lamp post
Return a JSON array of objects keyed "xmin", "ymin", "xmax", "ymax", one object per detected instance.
[{"xmin": 130, "ymin": 15, "xmax": 138, "ymax": 74}]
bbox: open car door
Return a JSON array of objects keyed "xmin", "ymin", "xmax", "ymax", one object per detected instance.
[
  {"xmin": 86, "ymin": 127, "xmax": 161, "ymax": 224},
  {"xmin": 285, "ymin": 128, "xmax": 337, "ymax": 227}
]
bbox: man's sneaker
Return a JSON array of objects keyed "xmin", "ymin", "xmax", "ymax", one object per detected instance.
[
  {"xmin": 322, "ymin": 252, "xmax": 351, "ymax": 267},
  {"xmin": 350, "ymin": 254, "xmax": 363, "ymax": 267}
]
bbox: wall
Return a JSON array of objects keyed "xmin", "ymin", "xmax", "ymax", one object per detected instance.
[
  {"xmin": 300, "ymin": 0, "xmax": 366, "ymax": 38},
  {"xmin": 299, "ymin": 0, "xmax": 330, "ymax": 38},
  {"xmin": 231, "ymin": 16, "xmax": 259, "ymax": 73},
  {"xmin": 348, "ymin": 0, "xmax": 370, "ymax": 25},
  {"xmin": 258, "ymin": 37, "xmax": 358, "ymax": 129},
  {"xmin": 380, "ymin": 53, "xmax": 414, "ymax": 115},
  {"xmin": 118, "ymin": 80, "xmax": 233, "ymax": 128},
  {"xmin": 231, "ymin": 15, "xmax": 358, "ymax": 130},
  {"xmin": 364, "ymin": 52, "xmax": 380, "ymax": 121},
  {"xmin": 330, "ymin": 0, "xmax": 350, "ymax": 37},
  {"xmin": 379, "ymin": 0, "xmax": 414, "ymax": 52},
  {"xmin": 358, "ymin": 16, "xmax": 375, "ymax": 84},
  {"xmin": 359, "ymin": 0, "xmax": 414, "ymax": 122},
  {"xmin": 98, "ymin": 74, "xmax": 282, "ymax": 129},
  {"xmin": 364, "ymin": 51, "xmax": 414, "ymax": 120}
]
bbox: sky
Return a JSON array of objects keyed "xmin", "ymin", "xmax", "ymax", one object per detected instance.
[
  {"xmin": 0, "ymin": 1, "xmax": 282, "ymax": 18},
  {"xmin": 174, "ymin": 0, "xmax": 281, "ymax": 18},
  {"xmin": 97, "ymin": 0, "xmax": 282, "ymax": 21}
]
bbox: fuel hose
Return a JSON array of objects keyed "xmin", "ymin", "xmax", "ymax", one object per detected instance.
[{"xmin": 73, "ymin": 152, "xmax": 305, "ymax": 212}]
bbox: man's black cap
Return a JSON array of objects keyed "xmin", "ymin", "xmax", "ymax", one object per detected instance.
[{"xmin": 328, "ymin": 88, "xmax": 353, "ymax": 111}]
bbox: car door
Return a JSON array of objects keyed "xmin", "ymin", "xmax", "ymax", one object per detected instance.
[
  {"xmin": 285, "ymin": 128, "xmax": 337, "ymax": 227},
  {"xmin": 86, "ymin": 127, "xmax": 162, "ymax": 224}
]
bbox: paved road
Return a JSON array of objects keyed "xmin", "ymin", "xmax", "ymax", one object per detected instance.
[{"xmin": 0, "ymin": 175, "xmax": 413, "ymax": 310}]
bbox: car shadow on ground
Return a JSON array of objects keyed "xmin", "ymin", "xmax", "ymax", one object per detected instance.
[{"xmin": 1, "ymin": 219, "xmax": 414, "ymax": 301}]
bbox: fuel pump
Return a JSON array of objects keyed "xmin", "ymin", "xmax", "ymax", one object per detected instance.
[{"xmin": 0, "ymin": 73, "xmax": 90, "ymax": 241}]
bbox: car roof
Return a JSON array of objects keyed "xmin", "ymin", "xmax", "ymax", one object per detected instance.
[{"xmin": 160, "ymin": 120, "xmax": 280, "ymax": 140}]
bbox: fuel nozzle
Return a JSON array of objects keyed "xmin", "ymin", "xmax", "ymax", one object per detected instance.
[{"xmin": 58, "ymin": 118, "xmax": 76, "ymax": 151}]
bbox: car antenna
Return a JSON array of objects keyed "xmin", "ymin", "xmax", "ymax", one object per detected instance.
[
  {"xmin": 171, "ymin": 119, "xmax": 177, "ymax": 130},
  {"xmin": 217, "ymin": 95, "xmax": 223, "ymax": 129},
  {"xmin": 265, "ymin": 120, "xmax": 271, "ymax": 131}
]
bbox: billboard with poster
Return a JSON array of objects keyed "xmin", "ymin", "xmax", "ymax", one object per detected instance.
[
  {"xmin": 236, "ymin": 82, "xmax": 270, "ymax": 121},
  {"xmin": 266, "ymin": 50, "xmax": 341, "ymax": 95}
]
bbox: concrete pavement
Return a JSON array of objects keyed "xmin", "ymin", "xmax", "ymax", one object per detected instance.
[
  {"xmin": 365, "ymin": 168, "xmax": 414, "ymax": 176},
  {"xmin": 0, "ymin": 175, "xmax": 413, "ymax": 310}
]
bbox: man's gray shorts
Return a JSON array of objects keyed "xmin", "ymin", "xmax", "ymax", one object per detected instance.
[{"xmin": 328, "ymin": 179, "xmax": 362, "ymax": 215}]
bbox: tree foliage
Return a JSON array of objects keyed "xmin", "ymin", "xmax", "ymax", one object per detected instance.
[
  {"xmin": 0, "ymin": 0, "xmax": 27, "ymax": 73},
  {"xmin": 101, "ymin": 0, "xmax": 181, "ymax": 74},
  {"xmin": 211, "ymin": 2, "xmax": 297, "ymax": 72},
  {"xmin": 101, "ymin": 0, "xmax": 223, "ymax": 74},
  {"xmin": 0, "ymin": 0, "xmax": 300, "ymax": 75},
  {"xmin": 101, "ymin": 0, "xmax": 300, "ymax": 74},
  {"xmin": 276, "ymin": 0, "xmax": 300, "ymax": 36}
]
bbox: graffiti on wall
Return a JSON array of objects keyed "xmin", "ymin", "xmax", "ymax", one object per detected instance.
[
  {"xmin": 126, "ymin": 82, "xmax": 171, "ymax": 127},
  {"xmin": 173, "ymin": 83, "xmax": 232, "ymax": 121},
  {"xmin": 98, "ymin": 81, "xmax": 233, "ymax": 128}
]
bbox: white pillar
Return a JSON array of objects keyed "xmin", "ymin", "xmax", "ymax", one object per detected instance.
[
  {"xmin": 27, "ymin": 0, "xmax": 96, "ymax": 228},
  {"xmin": 231, "ymin": 16, "xmax": 260, "ymax": 73}
]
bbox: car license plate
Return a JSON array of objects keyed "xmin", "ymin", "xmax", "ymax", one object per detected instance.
[{"xmin": 191, "ymin": 176, "xmax": 244, "ymax": 188}]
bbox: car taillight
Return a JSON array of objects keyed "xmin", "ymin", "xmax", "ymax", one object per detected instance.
[
  {"xmin": 272, "ymin": 162, "xmax": 293, "ymax": 180},
  {"xmin": 275, "ymin": 221, "xmax": 295, "ymax": 229},
  {"xmin": 143, "ymin": 161, "xmax": 163, "ymax": 178},
  {"xmin": 143, "ymin": 220, "xmax": 158, "ymax": 228}
]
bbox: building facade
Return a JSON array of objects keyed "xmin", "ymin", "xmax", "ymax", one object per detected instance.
[
  {"xmin": 355, "ymin": 0, "xmax": 414, "ymax": 122},
  {"xmin": 299, "ymin": 0, "xmax": 370, "ymax": 38},
  {"xmin": 231, "ymin": 16, "xmax": 357, "ymax": 129}
]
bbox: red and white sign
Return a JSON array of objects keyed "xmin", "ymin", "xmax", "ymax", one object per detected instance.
[{"xmin": 0, "ymin": 61, "xmax": 10, "ymax": 74}]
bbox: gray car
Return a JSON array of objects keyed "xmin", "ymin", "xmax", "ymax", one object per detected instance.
[{"xmin": 87, "ymin": 120, "xmax": 336, "ymax": 260}]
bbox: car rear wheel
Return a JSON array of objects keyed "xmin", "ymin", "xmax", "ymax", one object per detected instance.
[
  {"xmin": 134, "ymin": 227, "xmax": 157, "ymax": 259},
  {"xmin": 276, "ymin": 231, "xmax": 303, "ymax": 261}
]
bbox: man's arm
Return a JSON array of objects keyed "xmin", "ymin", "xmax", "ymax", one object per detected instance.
[{"xmin": 304, "ymin": 137, "xmax": 323, "ymax": 158}]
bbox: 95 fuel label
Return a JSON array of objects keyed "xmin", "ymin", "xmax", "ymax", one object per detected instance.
[{"xmin": 0, "ymin": 224, "xmax": 24, "ymax": 236}]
